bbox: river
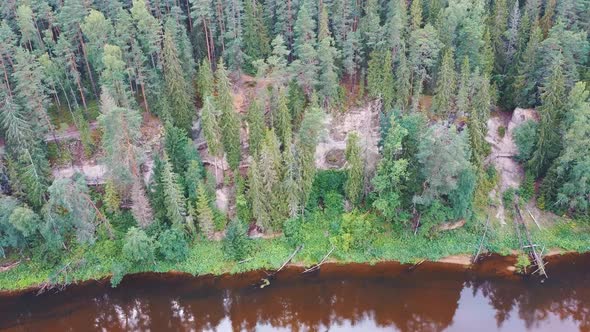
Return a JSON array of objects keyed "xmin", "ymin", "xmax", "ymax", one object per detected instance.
[{"xmin": 1, "ymin": 254, "xmax": 590, "ymax": 331}]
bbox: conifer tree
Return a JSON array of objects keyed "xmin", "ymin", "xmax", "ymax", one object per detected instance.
[
  {"xmin": 431, "ymin": 48, "xmax": 457, "ymax": 116},
  {"xmin": 529, "ymin": 61, "xmax": 566, "ymax": 177},
  {"xmin": 345, "ymin": 132, "xmax": 364, "ymax": 205},
  {"xmin": 161, "ymin": 154, "xmax": 188, "ymax": 228},
  {"xmin": 469, "ymin": 72, "xmax": 492, "ymax": 166},
  {"xmin": 201, "ymin": 95, "xmax": 223, "ymax": 181},
  {"xmin": 242, "ymin": 0, "xmax": 271, "ymax": 74},
  {"xmin": 317, "ymin": 7, "xmax": 340, "ymax": 105},
  {"xmin": 248, "ymin": 158, "xmax": 269, "ymax": 230},
  {"xmin": 395, "ymin": 48, "xmax": 412, "ymax": 111},
  {"xmin": 291, "ymin": 2, "xmax": 319, "ymax": 94},
  {"xmin": 12, "ymin": 49, "xmax": 55, "ymax": 142},
  {"xmin": 16, "ymin": 5, "xmax": 42, "ymax": 51},
  {"xmin": 196, "ymin": 184, "xmax": 215, "ymax": 238},
  {"xmin": 360, "ymin": 0, "xmax": 382, "ymax": 51},
  {"xmin": 197, "ymin": 58, "xmax": 214, "ymax": 100},
  {"xmin": 456, "ymin": 56, "xmax": 471, "ymax": 117},
  {"xmin": 247, "ymin": 97, "xmax": 266, "ymax": 156},
  {"xmin": 273, "ymin": 90, "xmax": 292, "ymax": 149},
  {"xmin": 81, "ymin": 9, "xmax": 113, "ymax": 74},
  {"xmin": 254, "ymin": 35, "xmax": 290, "ymax": 85},
  {"xmin": 372, "ymin": 115, "xmax": 409, "ymax": 220},
  {"xmin": 215, "ymin": 58, "xmax": 241, "ymax": 169},
  {"xmin": 163, "ymin": 25, "xmax": 194, "ymax": 131},
  {"xmin": 409, "ymin": 0, "xmax": 423, "ymax": 31},
  {"xmin": 367, "ymin": 49, "xmax": 394, "ymax": 109},
  {"xmin": 131, "ymin": 178, "xmax": 154, "ymax": 228},
  {"xmin": 101, "ymin": 44, "xmax": 131, "ymax": 107}
]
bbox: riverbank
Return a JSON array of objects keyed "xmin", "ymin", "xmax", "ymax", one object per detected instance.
[{"xmin": 1, "ymin": 216, "xmax": 589, "ymax": 294}]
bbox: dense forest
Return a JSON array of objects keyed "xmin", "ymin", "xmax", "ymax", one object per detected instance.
[{"xmin": 0, "ymin": 0, "xmax": 588, "ymax": 288}]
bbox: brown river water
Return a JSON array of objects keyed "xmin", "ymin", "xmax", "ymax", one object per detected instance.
[{"xmin": 1, "ymin": 253, "xmax": 590, "ymax": 332}]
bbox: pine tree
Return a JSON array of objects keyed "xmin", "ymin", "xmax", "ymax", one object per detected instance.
[
  {"xmin": 81, "ymin": 9, "xmax": 113, "ymax": 74},
  {"xmin": 345, "ymin": 132, "xmax": 364, "ymax": 205},
  {"xmin": 12, "ymin": 49, "xmax": 55, "ymax": 142},
  {"xmin": 215, "ymin": 58, "xmax": 241, "ymax": 170},
  {"xmin": 98, "ymin": 91, "xmax": 144, "ymax": 197},
  {"xmin": 101, "ymin": 44, "xmax": 132, "ymax": 107},
  {"xmin": 162, "ymin": 25, "xmax": 194, "ymax": 131},
  {"xmin": 254, "ymin": 35, "xmax": 290, "ymax": 84},
  {"xmin": 408, "ymin": 24, "xmax": 441, "ymax": 110},
  {"xmin": 16, "ymin": 4, "xmax": 43, "ymax": 51},
  {"xmin": 130, "ymin": 0, "xmax": 162, "ymax": 67},
  {"xmin": 431, "ymin": 48, "xmax": 457, "ymax": 116},
  {"xmin": 247, "ymin": 96, "xmax": 266, "ymax": 156},
  {"xmin": 196, "ymin": 184, "xmax": 215, "ymax": 238}
]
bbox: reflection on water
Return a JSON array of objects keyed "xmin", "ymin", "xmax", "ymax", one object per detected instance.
[{"xmin": 2, "ymin": 254, "xmax": 590, "ymax": 332}]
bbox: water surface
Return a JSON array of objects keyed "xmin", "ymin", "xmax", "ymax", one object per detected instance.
[{"xmin": 1, "ymin": 254, "xmax": 590, "ymax": 331}]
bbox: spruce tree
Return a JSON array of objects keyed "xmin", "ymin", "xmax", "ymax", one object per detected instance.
[
  {"xmin": 162, "ymin": 25, "xmax": 194, "ymax": 131},
  {"xmin": 196, "ymin": 184, "xmax": 215, "ymax": 238},
  {"xmin": 291, "ymin": 2, "xmax": 319, "ymax": 94},
  {"xmin": 247, "ymin": 97, "xmax": 266, "ymax": 156},
  {"xmin": 161, "ymin": 154, "xmax": 188, "ymax": 228},
  {"xmin": 456, "ymin": 56, "xmax": 471, "ymax": 117},
  {"xmin": 215, "ymin": 58, "xmax": 241, "ymax": 170},
  {"xmin": 529, "ymin": 62, "xmax": 566, "ymax": 177},
  {"xmin": 431, "ymin": 48, "xmax": 457, "ymax": 117},
  {"xmin": 367, "ymin": 49, "xmax": 395, "ymax": 109},
  {"xmin": 345, "ymin": 132, "xmax": 364, "ymax": 205},
  {"xmin": 273, "ymin": 90, "xmax": 292, "ymax": 149},
  {"xmin": 201, "ymin": 95, "xmax": 223, "ymax": 181}
]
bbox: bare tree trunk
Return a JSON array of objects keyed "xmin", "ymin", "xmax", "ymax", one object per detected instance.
[{"xmin": 78, "ymin": 30, "xmax": 98, "ymax": 98}]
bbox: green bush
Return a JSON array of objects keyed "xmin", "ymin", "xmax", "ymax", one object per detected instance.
[
  {"xmin": 223, "ymin": 219, "xmax": 252, "ymax": 261},
  {"xmin": 307, "ymin": 170, "xmax": 346, "ymax": 211},
  {"xmin": 497, "ymin": 125, "xmax": 506, "ymax": 138},
  {"xmin": 518, "ymin": 170, "xmax": 535, "ymax": 202},
  {"xmin": 122, "ymin": 227, "xmax": 155, "ymax": 265},
  {"xmin": 158, "ymin": 228, "xmax": 189, "ymax": 262},
  {"xmin": 513, "ymin": 120, "xmax": 538, "ymax": 162},
  {"xmin": 331, "ymin": 211, "xmax": 375, "ymax": 252}
]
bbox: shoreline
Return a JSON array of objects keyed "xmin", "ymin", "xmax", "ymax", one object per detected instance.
[{"xmin": 0, "ymin": 249, "xmax": 579, "ymax": 298}]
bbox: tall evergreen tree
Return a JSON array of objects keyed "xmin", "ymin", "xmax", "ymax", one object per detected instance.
[
  {"xmin": 431, "ymin": 48, "xmax": 457, "ymax": 116},
  {"xmin": 291, "ymin": 2, "xmax": 319, "ymax": 94},
  {"xmin": 215, "ymin": 58, "xmax": 242, "ymax": 170},
  {"xmin": 162, "ymin": 25, "xmax": 194, "ymax": 131},
  {"xmin": 529, "ymin": 61, "xmax": 566, "ymax": 177},
  {"xmin": 345, "ymin": 132, "xmax": 364, "ymax": 205}
]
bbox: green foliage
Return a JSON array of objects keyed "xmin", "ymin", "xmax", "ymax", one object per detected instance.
[
  {"xmin": 518, "ymin": 170, "xmax": 535, "ymax": 202},
  {"xmin": 330, "ymin": 211, "xmax": 375, "ymax": 252},
  {"xmin": 157, "ymin": 228, "xmax": 189, "ymax": 262},
  {"xmin": 513, "ymin": 120, "xmax": 538, "ymax": 162},
  {"xmin": 215, "ymin": 58, "xmax": 242, "ymax": 169},
  {"xmin": 223, "ymin": 219, "xmax": 252, "ymax": 261},
  {"xmin": 515, "ymin": 253, "xmax": 531, "ymax": 274},
  {"xmin": 367, "ymin": 49, "xmax": 395, "ymax": 109},
  {"xmin": 307, "ymin": 170, "xmax": 347, "ymax": 211},
  {"xmin": 344, "ymin": 132, "xmax": 364, "ymax": 205},
  {"xmin": 122, "ymin": 227, "xmax": 155, "ymax": 265}
]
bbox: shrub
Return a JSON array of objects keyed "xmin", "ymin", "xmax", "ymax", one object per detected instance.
[
  {"xmin": 497, "ymin": 125, "xmax": 506, "ymax": 138},
  {"xmin": 331, "ymin": 211, "xmax": 375, "ymax": 252},
  {"xmin": 518, "ymin": 170, "xmax": 535, "ymax": 202},
  {"xmin": 223, "ymin": 219, "xmax": 252, "ymax": 261},
  {"xmin": 122, "ymin": 227, "xmax": 155, "ymax": 265},
  {"xmin": 158, "ymin": 228, "xmax": 189, "ymax": 262},
  {"xmin": 513, "ymin": 120, "xmax": 538, "ymax": 162},
  {"xmin": 515, "ymin": 253, "xmax": 531, "ymax": 274}
]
